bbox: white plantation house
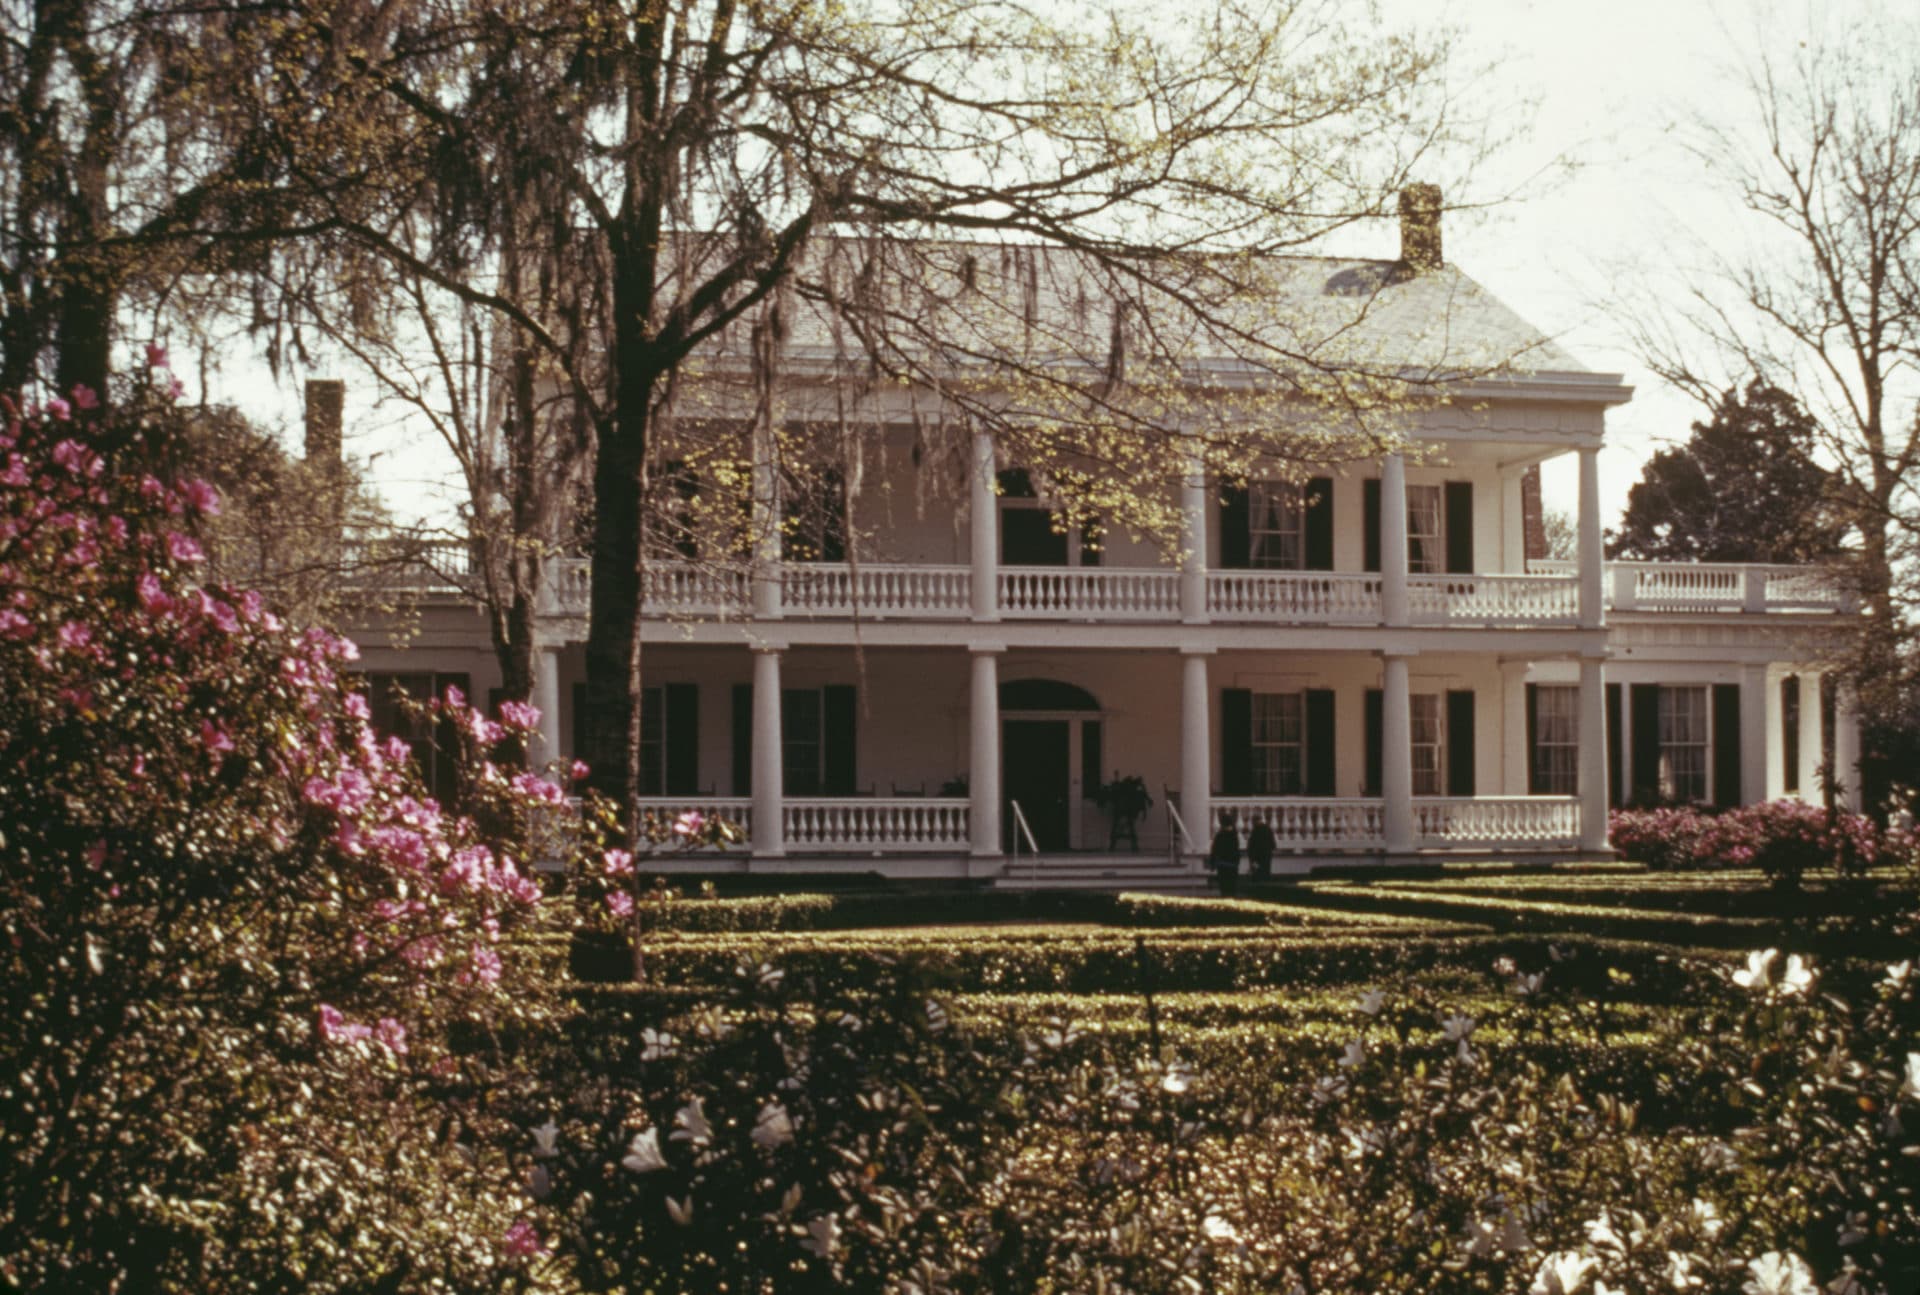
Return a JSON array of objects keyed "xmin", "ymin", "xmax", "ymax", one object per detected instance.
[{"xmin": 338, "ymin": 198, "xmax": 1860, "ymax": 883}]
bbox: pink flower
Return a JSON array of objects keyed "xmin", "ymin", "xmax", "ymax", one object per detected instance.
[
  {"xmin": 672, "ymin": 810, "xmax": 705, "ymax": 838},
  {"xmin": 502, "ymin": 1219, "xmax": 546, "ymax": 1260},
  {"xmin": 56, "ymin": 621, "xmax": 91, "ymax": 652},
  {"xmin": 499, "ymin": 699, "xmax": 541, "ymax": 730},
  {"xmin": 180, "ymin": 478, "xmax": 220, "ymax": 515},
  {"xmin": 145, "ymin": 342, "xmax": 169, "ymax": 369},
  {"xmin": 373, "ymin": 1017, "xmax": 408, "ymax": 1055},
  {"xmin": 569, "ymin": 758, "xmax": 590, "ymax": 781},
  {"xmin": 603, "ymin": 849, "xmax": 635, "ymax": 879},
  {"xmin": 317, "ymin": 1004, "xmax": 371, "ymax": 1044},
  {"xmin": 464, "ymin": 944, "xmax": 503, "ymax": 985},
  {"xmin": 165, "ymin": 532, "xmax": 204, "ymax": 563},
  {"xmin": 606, "ymin": 891, "xmax": 635, "ymax": 918},
  {"xmin": 344, "ymin": 692, "xmax": 371, "ymax": 720},
  {"xmin": 135, "ymin": 571, "xmax": 171, "ymax": 614},
  {"xmin": 200, "ymin": 719, "xmax": 235, "ymax": 755},
  {"xmin": 0, "ymin": 608, "xmax": 29, "ymax": 639},
  {"xmin": 71, "ymin": 384, "xmax": 99, "ymax": 411},
  {"xmin": 46, "ymin": 397, "xmax": 71, "ymax": 422}
]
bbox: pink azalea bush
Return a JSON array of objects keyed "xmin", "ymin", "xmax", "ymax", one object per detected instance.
[
  {"xmin": 0, "ymin": 382, "xmax": 565, "ymax": 1290},
  {"xmin": 1612, "ymin": 800, "xmax": 1882, "ymax": 884}
]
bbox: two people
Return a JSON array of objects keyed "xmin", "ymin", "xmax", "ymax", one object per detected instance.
[{"xmin": 1207, "ymin": 814, "xmax": 1275, "ymax": 896}]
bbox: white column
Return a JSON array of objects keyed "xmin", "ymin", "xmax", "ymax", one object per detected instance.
[
  {"xmin": 1179, "ymin": 650, "xmax": 1211, "ymax": 854},
  {"xmin": 1500, "ymin": 660, "xmax": 1530, "ymax": 795},
  {"xmin": 1381, "ymin": 453, "xmax": 1409, "ymax": 626},
  {"xmin": 1740, "ymin": 663, "xmax": 1769, "ymax": 806},
  {"xmin": 532, "ymin": 646, "xmax": 563, "ymax": 769},
  {"xmin": 968, "ymin": 648, "xmax": 1001, "ymax": 858},
  {"xmin": 1578, "ymin": 655, "xmax": 1610, "ymax": 852},
  {"xmin": 970, "ymin": 429, "xmax": 999, "ymax": 622},
  {"xmin": 1179, "ymin": 439, "xmax": 1209, "ymax": 624},
  {"xmin": 1578, "ymin": 445, "xmax": 1604, "ymax": 629},
  {"xmin": 1798, "ymin": 672, "xmax": 1824, "ymax": 804},
  {"xmin": 751, "ymin": 647, "xmax": 785, "ymax": 858},
  {"xmin": 751, "ymin": 417, "xmax": 783, "ymax": 620},
  {"xmin": 1381, "ymin": 653, "xmax": 1415, "ymax": 853},
  {"xmin": 1833, "ymin": 680, "xmax": 1862, "ymax": 812}
]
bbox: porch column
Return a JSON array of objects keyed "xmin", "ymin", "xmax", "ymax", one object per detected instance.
[
  {"xmin": 1798, "ymin": 671, "xmax": 1824, "ymax": 804},
  {"xmin": 1500, "ymin": 659, "xmax": 1530, "ymax": 794},
  {"xmin": 532, "ymin": 646, "xmax": 563, "ymax": 769},
  {"xmin": 1833, "ymin": 680, "xmax": 1862, "ymax": 811},
  {"xmin": 968, "ymin": 648, "xmax": 1002, "ymax": 858},
  {"xmin": 1179, "ymin": 438, "xmax": 1209, "ymax": 624},
  {"xmin": 1381, "ymin": 652, "xmax": 1415, "ymax": 853},
  {"xmin": 1578, "ymin": 445, "xmax": 1604, "ymax": 629},
  {"xmin": 1578, "ymin": 655, "xmax": 1610, "ymax": 851},
  {"xmin": 1179, "ymin": 649, "xmax": 1212, "ymax": 853},
  {"xmin": 751, "ymin": 647, "xmax": 785, "ymax": 858},
  {"xmin": 750, "ymin": 417, "xmax": 784, "ymax": 621},
  {"xmin": 970, "ymin": 428, "xmax": 999, "ymax": 622},
  {"xmin": 1381, "ymin": 452, "xmax": 1409, "ymax": 626},
  {"xmin": 1741, "ymin": 663, "xmax": 1770, "ymax": 806}
]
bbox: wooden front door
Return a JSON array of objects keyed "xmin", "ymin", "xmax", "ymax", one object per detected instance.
[{"xmin": 1004, "ymin": 719, "xmax": 1072, "ymax": 851}]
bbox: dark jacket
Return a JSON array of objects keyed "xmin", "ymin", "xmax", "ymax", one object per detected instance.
[
  {"xmin": 1208, "ymin": 825, "xmax": 1241, "ymax": 868},
  {"xmin": 1246, "ymin": 821, "xmax": 1276, "ymax": 866}
]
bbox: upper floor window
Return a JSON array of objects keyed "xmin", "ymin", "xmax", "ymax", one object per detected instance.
[
  {"xmin": 1407, "ymin": 484, "xmax": 1445, "ymax": 574},
  {"xmin": 1249, "ymin": 483, "xmax": 1305, "ymax": 569},
  {"xmin": 1658, "ymin": 685, "xmax": 1709, "ymax": 803}
]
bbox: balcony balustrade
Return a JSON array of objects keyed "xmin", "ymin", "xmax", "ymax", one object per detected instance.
[
  {"xmin": 783, "ymin": 797, "xmax": 971, "ymax": 852},
  {"xmin": 1213, "ymin": 795, "xmax": 1581, "ymax": 851},
  {"xmin": 470, "ymin": 556, "xmax": 1850, "ymax": 626}
]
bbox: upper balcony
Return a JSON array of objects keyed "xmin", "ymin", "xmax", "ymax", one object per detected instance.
[{"xmin": 524, "ymin": 555, "xmax": 1850, "ymax": 627}]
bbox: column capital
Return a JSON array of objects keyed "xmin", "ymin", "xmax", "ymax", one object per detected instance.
[
  {"xmin": 967, "ymin": 641, "xmax": 1007, "ymax": 657},
  {"xmin": 750, "ymin": 641, "xmax": 788, "ymax": 656},
  {"xmin": 1179, "ymin": 644, "xmax": 1216, "ymax": 658}
]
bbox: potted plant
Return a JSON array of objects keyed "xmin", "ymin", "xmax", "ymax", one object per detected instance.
[{"xmin": 1094, "ymin": 774, "xmax": 1154, "ymax": 850}]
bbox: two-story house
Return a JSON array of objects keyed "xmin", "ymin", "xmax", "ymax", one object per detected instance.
[{"xmin": 342, "ymin": 201, "xmax": 1859, "ymax": 882}]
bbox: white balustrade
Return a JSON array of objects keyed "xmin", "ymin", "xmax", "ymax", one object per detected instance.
[
  {"xmin": 1412, "ymin": 796, "xmax": 1580, "ymax": 849},
  {"xmin": 783, "ymin": 564, "xmax": 971, "ymax": 618},
  {"xmin": 1207, "ymin": 571, "xmax": 1382, "ymax": 623},
  {"xmin": 641, "ymin": 563, "xmax": 750, "ymax": 616},
  {"xmin": 1527, "ymin": 559, "xmax": 1848, "ymax": 614},
  {"xmin": 551, "ymin": 558, "xmax": 592, "ymax": 613},
  {"xmin": 1211, "ymin": 798, "xmax": 1386, "ymax": 850},
  {"xmin": 631, "ymin": 797, "xmax": 754, "ymax": 848},
  {"xmin": 1408, "ymin": 573, "xmax": 1580, "ymax": 625},
  {"xmin": 998, "ymin": 567, "xmax": 1181, "ymax": 619},
  {"xmin": 783, "ymin": 797, "xmax": 971, "ymax": 852}
]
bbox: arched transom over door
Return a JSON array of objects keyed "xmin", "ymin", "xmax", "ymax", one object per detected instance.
[{"xmin": 1000, "ymin": 678, "xmax": 1103, "ymax": 852}]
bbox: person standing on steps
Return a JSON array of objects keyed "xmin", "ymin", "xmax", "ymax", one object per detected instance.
[
  {"xmin": 1246, "ymin": 817, "xmax": 1276, "ymax": 882},
  {"xmin": 1209, "ymin": 814, "xmax": 1242, "ymax": 898}
]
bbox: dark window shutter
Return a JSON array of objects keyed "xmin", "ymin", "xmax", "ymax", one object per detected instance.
[
  {"xmin": 1447, "ymin": 689, "xmax": 1476, "ymax": 796},
  {"xmin": 1305, "ymin": 689, "xmax": 1336, "ymax": 795},
  {"xmin": 824, "ymin": 684, "xmax": 858, "ymax": 795},
  {"xmin": 1218, "ymin": 483, "xmax": 1250, "ymax": 570},
  {"xmin": 1606, "ymin": 683, "xmax": 1623, "ymax": 807},
  {"xmin": 1220, "ymin": 688, "xmax": 1253, "ymax": 795},
  {"xmin": 1363, "ymin": 479, "xmax": 1382, "ymax": 573},
  {"xmin": 1364, "ymin": 688, "xmax": 1383, "ymax": 796},
  {"xmin": 731, "ymin": 684, "xmax": 753, "ymax": 794},
  {"xmin": 1781, "ymin": 676, "xmax": 1800, "ymax": 794},
  {"xmin": 1445, "ymin": 481, "xmax": 1474, "ymax": 573},
  {"xmin": 1630, "ymin": 684, "xmax": 1661, "ymax": 806},
  {"xmin": 1713, "ymin": 683, "xmax": 1742, "ymax": 808},
  {"xmin": 1304, "ymin": 477, "xmax": 1335, "ymax": 571},
  {"xmin": 821, "ymin": 469, "xmax": 846, "ymax": 562},
  {"xmin": 665, "ymin": 684, "xmax": 699, "ymax": 794},
  {"xmin": 1525, "ymin": 684, "xmax": 1541, "ymax": 795},
  {"xmin": 1081, "ymin": 720, "xmax": 1103, "ymax": 800}
]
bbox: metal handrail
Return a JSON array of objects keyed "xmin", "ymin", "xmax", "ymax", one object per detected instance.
[
  {"xmin": 1164, "ymin": 787, "xmax": 1199, "ymax": 872},
  {"xmin": 1008, "ymin": 799, "xmax": 1041, "ymax": 887}
]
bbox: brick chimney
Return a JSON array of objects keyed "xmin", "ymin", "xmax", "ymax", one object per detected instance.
[
  {"xmin": 304, "ymin": 379, "xmax": 344, "ymax": 467},
  {"xmin": 1520, "ymin": 464, "xmax": 1548, "ymax": 563},
  {"xmin": 1398, "ymin": 183, "xmax": 1443, "ymax": 272}
]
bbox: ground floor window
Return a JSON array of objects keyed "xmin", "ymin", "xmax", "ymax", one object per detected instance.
[
  {"xmin": 1411, "ymin": 693, "xmax": 1443, "ymax": 795},
  {"xmin": 1251, "ymin": 692, "xmax": 1304, "ymax": 794},
  {"xmin": 782, "ymin": 689, "xmax": 824, "ymax": 796},
  {"xmin": 1658, "ymin": 685, "xmax": 1709, "ymax": 803},
  {"xmin": 362, "ymin": 671, "xmax": 469, "ymax": 806},
  {"xmin": 1532, "ymin": 685, "xmax": 1579, "ymax": 795}
]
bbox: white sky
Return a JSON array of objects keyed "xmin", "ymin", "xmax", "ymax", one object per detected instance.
[{"xmin": 203, "ymin": 0, "xmax": 1859, "ymax": 534}]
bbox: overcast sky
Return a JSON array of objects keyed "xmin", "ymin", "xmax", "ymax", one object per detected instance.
[{"xmin": 209, "ymin": 0, "xmax": 1867, "ymax": 533}]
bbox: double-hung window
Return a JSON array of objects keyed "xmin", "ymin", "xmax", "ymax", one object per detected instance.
[
  {"xmin": 1410, "ymin": 694, "xmax": 1444, "ymax": 795},
  {"xmin": 782, "ymin": 689, "xmax": 824, "ymax": 796},
  {"xmin": 1532, "ymin": 685, "xmax": 1579, "ymax": 794},
  {"xmin": 1249, "ymin": 483, "xmax": 1305, "ymax": 569},
  {"xmin": 1406, "ymin": 484, "xmax": 1445, "ymax": 574},
  {"xmin": 1251, "ymin": 692, "xmax": 1305, "ymax": 794},
  {"xmin": 1658, "ymin": 686, "xmax": 1709, "ymax": 803}
]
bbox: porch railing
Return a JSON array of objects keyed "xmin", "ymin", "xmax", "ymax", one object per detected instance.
[
  {"xmin": 1207, "ymin": 571, "xmax": 1382, "ymax": 623},
  {"xmin": 632, "ymin": 797, "xmax": 753, "ymax": 846},
  {"xmin": 1408, "ymin": 573, "xmax": 1579, "ymax": 625},
  {"xmin": 783, "ymin": 797, "xmax": 970, "ymax": 853},
  {"xmin": 1411, "ymin": 796, "xmax": 1580, "ymax": 849},
  {"xmin": 999, "ymin": 567, "xmax": 1180, "ymax": 619},
  {"xmin": 783, "ymin": 563, "xmax": 971, "ymax": 618},
  {"xmin": 1212, "ymin": 798, "xmax": 1385, "ymax": 850}
]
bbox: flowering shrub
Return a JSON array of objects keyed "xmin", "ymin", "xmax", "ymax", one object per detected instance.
[
  {"xmin": 1614, "ymin": 800, "xmax": 1883, "ymax": 884},
  {"xmin": 567, "ymin": 803, "xmax": 741, "ymax": 939},
  {"xmin": 1608, "ymin": 804, "xmax": 1717, "ymax": 870},
  {"xmin": 0, "ymin": 381, "xmax": 567, "ymax": 1289}
]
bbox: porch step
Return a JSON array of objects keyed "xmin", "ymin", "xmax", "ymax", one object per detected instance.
[{"xmin": 991, "ymin": 854, "xmax": 1211, "ymax": 893}]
